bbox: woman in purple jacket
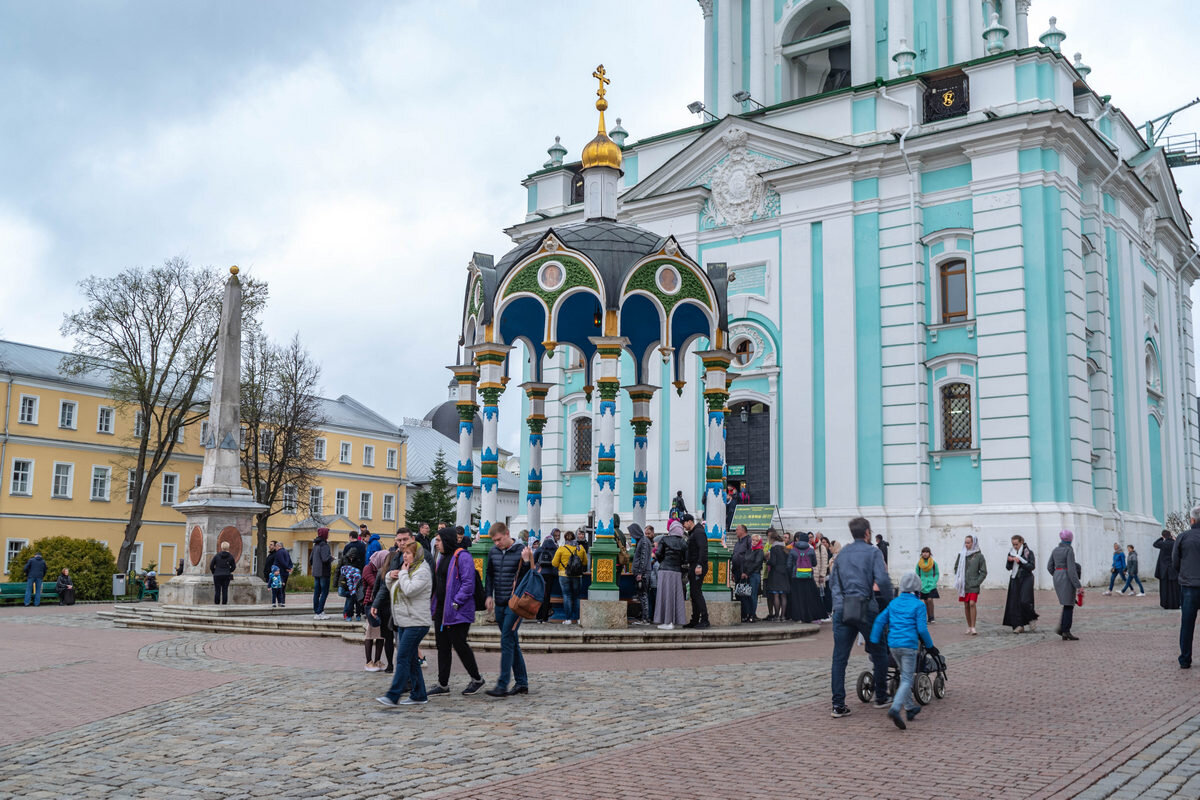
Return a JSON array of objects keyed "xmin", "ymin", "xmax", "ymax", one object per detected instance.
[{"xmin": 427, "ymin": 526, "xmax": 486, "ymax": 697}]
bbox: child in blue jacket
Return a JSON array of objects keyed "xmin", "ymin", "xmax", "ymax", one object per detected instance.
[
  {"xmin": 870, "ymin": 571, "xmax": 938, "ymax": 730},
  {"xmin": 269, "ymin": 565, "xmax": 284, "ymax": 608},
  {"xmin": 1105, "ymin": 543, "xmax": 1127, "ymax": 594}
]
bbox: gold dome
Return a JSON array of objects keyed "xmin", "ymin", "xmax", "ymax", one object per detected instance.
[{"xmin": 581, "ymin": 64, "xmax": 623, "ymax": 172}]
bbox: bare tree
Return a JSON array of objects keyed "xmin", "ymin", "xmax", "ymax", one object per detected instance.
[
  {"xmin": 240, "ymin": 332, "xmax": 326, "ymax": 571},
  {"xmin": 60, "ymin": 258, "xmax": 266, "ymax": 572}
]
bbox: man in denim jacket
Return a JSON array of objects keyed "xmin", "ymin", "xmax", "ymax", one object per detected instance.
[{"xmin": 829, "ymin": 517, "xmax": 893, "ymax": 718}]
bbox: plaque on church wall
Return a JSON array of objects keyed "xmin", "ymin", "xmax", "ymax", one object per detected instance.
[{"xmin": 924, "ymin": 74, "xmax": 969, "ymax": 123}]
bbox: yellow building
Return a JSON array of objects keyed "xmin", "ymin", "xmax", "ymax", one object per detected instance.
[{"xmin": 0, "ymin": 340, "xmax": 406, "ymax": 579}]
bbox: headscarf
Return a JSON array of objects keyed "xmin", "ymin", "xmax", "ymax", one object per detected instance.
[
  {"xmin": 1059, "ymin": 529, "xmax": 1074, "ymax": 543},
  {"xmin": 953, "ymin": 537, "xmax": 980, "ymax": 598},
  {"xmin": 668, "ymin": 519, "xmax": 685, "ymax": 537},
  {"xmin": 368, "ymin": 549, "xmax": 389, "ymax": 573},
  {"xmin": 406, "ymin": 543, "xmax": 426, "ymax": 576},
  {"xmin": 438, "ymin": 526, "xmax": 461, "ymax": 555},
  {"xmin": 627, "ymin": 522, "xmax": 644, "ymax": 542},
  {"xmin": 316, "ymin": 527, "xmax": 329, "ymax": 540}
]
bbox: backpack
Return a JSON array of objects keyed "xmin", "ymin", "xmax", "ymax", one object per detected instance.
[
  {"xmin": 338, "ymin": 565, "xmax": 362, "ymax": 597},
  {"xmin": 539, "ymin": 542, "xmax": 556, "ymax": 568},
  {"xmin": 566, "ymin": 547, "xmax": 586, "ymax": 577},
  {"xmin": 468, "ymin": 552, "xmax": 487, "ymax": 612}
]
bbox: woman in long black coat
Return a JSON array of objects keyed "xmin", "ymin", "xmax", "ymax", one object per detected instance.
[
  {"xmin": 1002, "ymin": 535, "xmax": 1038, "ymax": 632},
  {"xmin": 1153, "ymin": 530, "xmax": 1181, "ymax": 610},
  {"xmin": 763, "ymin": 531, "xmax": 791, "ymax": 621}
]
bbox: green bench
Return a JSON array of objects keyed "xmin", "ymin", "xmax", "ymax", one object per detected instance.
[{"xmin": 0, "ymin": 581, "xmax": 59, "ymax": 604}]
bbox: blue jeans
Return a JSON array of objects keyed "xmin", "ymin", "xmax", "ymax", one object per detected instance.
[
  {"xmin": 559, "ymin": 576, "xmax": 581, "ymax": 622},
  {"xmin": 890, "ymin": 647, "xmax": 920, "ymax": 715},
  {"xmin": 386, "ymin": 625, "xmax": 429, "ymax": 702},
  {"xmin": 1120, "ymin": 573, "xmax": 1145, "ymax": 594},
  {"xmin": 495, "ymin": 606, "xmax": 528, "ymax": 690},
  {"xmin": 1180, "ymin": 586, "xmax": 1200, "ymax": 668},
  {"xmin": 312, "ymin": 576, "xmax": 330, "ymax": 614},
  {"xmin": 1108, "ymin": 570, "xmax": 1126, "ymax": 591},
  {"xmin": 831, "ymin": 609, "xmax": 889, "ymax": 708},
  {"xmin": 24, "ymin": 579, "xmax": 42, "ymax": 606}
]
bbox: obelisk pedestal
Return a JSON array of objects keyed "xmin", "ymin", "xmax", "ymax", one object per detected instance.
[{"xmin": 161, "ymin": 266, "xmax": 269, "ymax": 605}]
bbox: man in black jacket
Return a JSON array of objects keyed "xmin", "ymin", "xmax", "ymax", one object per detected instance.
[
  {"xmin": 536, "ymin": 529, "xmax": 559, "ymax": 622},
  {"xmin": 340, "ymin": 532, "xmax": 368, "ymax": 620},
  {"xmin": 1174, "ymin": 508, "xmax": 1200, "ymax": 669},
  {"xmin": 484, "ymin": 523, "xmax": 528, "ymax": 697},
  {"xmin": 208, "ymin": 541, "xmax": 237, "ymax": 605},
  {"xmin": 272, "ymin": 542, "xmax": 294, "ymax": 605},
  {"xmin": 682, "ymin": 514, "xmax": 710, "ymax": 629}
]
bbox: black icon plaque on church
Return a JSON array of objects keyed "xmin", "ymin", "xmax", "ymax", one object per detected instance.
[{"xmin": 924, "ymin": 73, "xmax": 970, "ymax": 123}]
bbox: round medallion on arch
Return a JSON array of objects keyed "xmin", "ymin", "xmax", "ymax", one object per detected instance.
[
  {"xmin": 537, "ymin": 260, "xmax": 565, "ymax": 292},
  {"xmin": 216, "ymin": 526, "xmax": 244, "ymax": 564},
  {"xmin": 187, "ymin": 525, "xmax": 203, "ymax": 566},
  {"xmin": 656, "ymin": 263, "xmax": 680, "ymax": 295}
]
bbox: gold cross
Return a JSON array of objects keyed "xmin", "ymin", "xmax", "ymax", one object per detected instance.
[{"xmin": 592, "ymin": 64, "xmax": 609, "ymax": 101}]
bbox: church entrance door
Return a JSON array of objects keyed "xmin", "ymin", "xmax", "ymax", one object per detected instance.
[{"xmin": 725, "ymin": 400, "xmax": 771, "ymax": 505}]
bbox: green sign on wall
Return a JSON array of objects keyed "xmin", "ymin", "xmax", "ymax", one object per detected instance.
[
  {"xmin": 728, "ymin": 465, "xmax": 746, "ymax": 477},
  {"xmin": 729, "ymin": 505, "xmax": 779, "ymax": 531}
]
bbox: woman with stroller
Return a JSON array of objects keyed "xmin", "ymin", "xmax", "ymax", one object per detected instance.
[{"xmin": 1002, "ymin": 535, "xmax": 1038, "ymax": 633}]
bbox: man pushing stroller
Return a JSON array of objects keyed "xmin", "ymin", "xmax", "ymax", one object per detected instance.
[{"xmin": 870, "ymin": 571, "xmax": 940, "ymax": 730}]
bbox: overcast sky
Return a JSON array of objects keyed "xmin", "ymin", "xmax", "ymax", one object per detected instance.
[{"xmin": 2, "ymin": 1, "xmax": 1198, "ymax": 453}]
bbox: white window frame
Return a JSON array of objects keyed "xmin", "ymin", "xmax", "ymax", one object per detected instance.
[
  {"xmin": 359, "ymin": 491, "xmax": 372, "ymax": 520},
  {"xmin": 200, "ymin": 420, "xmax": 211, "ymax": 445},
  {"xmin": 90, "ymin": 466, "xmax": 112, "ymax": 501},
  {"xmin": 51, "ymin": 462, "xmax": 74, "ymax": 499},
  {"xmin": 922, "ymin": 228, "xmax": 975, "ymax": 335},
  {"xmin": 259, "ymin": 429, "xmax": 275, "ymax": 452},
  {"xmin": 928, "ymin": 354, "xmax": 980, "ymax": 465},
  {"xmin": 127, "ymin": 469, "xmax": 138, "ymax": 503},
  {"xmin": 161, "ymin": 472, "xmax": 179, "ymax": 505},
  {"xmin": 9, "ymin": 458, "xmax": 34, "ymax": 496},
  {"xmin": 193, "ymin": 474, "xmax": 202, "ymax": 488},
  {"xmin": 334, "ymin": 489, "xmax": 348, "ymax": 516},
  {"xmin": 309, "ymin": 486, "xmax": 324, "ymax": 515},
  {"xmin": 386, "ymin": 448, "xmax": 397, "ymax": 470},
  {"xmin": 282, "ymin": 484, "xmax": 298, "ymax": 514},
  {"xmin": 314, "ymin": 438, "xmax": 327, "ymax": 461},
  {"xmin": 363, "ymin": 445, "xmax": 375, "ymax": 467},
  {"xmin": 569, "ymin": 413, "xmax": 593, "ymax": 472},
  {"xmin": 97, "ymin": 406, "xmax": 115, "ymax": 435},
  {"xmin": 130, "ymin": 542, "xmax": 143, "ymax": 573},
  {"xmin": 18, "ymin": 394, "xmax": 38, "ymax": 425},
  {"xmin": 339, "ymin": 442, "xmax": 351, "ymax": 464},
  {"xmin": 5, "ymin": 538, "xmax": 29, "ymax": 575},
  {"xmin": 382, "ymin": 493, "xmax": 395, "ymax": 522},
  {"xmin": 134, "ymin": 410, "xmax": 146, "ymax": 438},
  {"xmin": 59, "ymin": 400, "xmax": 78, "ymax": 430}
]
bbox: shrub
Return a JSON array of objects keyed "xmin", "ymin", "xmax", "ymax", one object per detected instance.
[
  {"xmin": 7, "ymin": 537, "xmax": 118, "ymax": 601},
  {"xmin": 287, "ymin": 573, "xmax": 315, "ymax": 593}
]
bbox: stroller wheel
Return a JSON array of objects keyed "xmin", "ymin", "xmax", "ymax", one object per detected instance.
[
  {"xmin": 915, "ymin": 673, "xmax": 934, "ymax": 705},
  {"xmin": 855, "ymin": 671, "xmax": 874, "ymax": 703},
  {"xmin": 933, "ymin": 674, "xmax": 946, "ymax": 699}
]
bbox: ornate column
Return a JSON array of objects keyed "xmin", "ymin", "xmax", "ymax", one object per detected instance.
[
  {"xmin": 698, "ymin": 349, "xmax": 734, "ymax": 541},
  {"xmin": 471, "ymin": 343, "xmax": 512, "ymax": 541},
  {"xmin": 587, "ymin": 335, "xmax": 628, "ymax": 598},
  {"xmin": 448, "ymin": 365, "xmax": 479, "ymax": 536},
  {"xmin": 1015, "ymin": 0, "xmax": 1031, "ymax": 49},
  {"xmin": 624, "ymin": 384, "xmax": 657, "ymax": 529},
  {"xmin": 521, "ymin": 382, "xmax": 554, "ymax": 543},
  {"xmin": 698, "ymin": 0, "xmax": 714, "ymax": 111}
]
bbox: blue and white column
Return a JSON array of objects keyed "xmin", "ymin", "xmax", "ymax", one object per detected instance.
[
  {"xmin": 624, "ymin": 384, "xmax": 657, "ymax": 529},
  {"xmin": 472, "ymin": 344, "xmax": 511, "ymax": 541},
  {"xmin": 448, "ymin": 364, "xmax": 479, "ymax": 535},
  {"xmin": 521, "ymin": 381, "xmax": 553, "ymax": 542},
  {"xmin": 698, "ymin": 349, "xmax": 734, "ymax": 541}
]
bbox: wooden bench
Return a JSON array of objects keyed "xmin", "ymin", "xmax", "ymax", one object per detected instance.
[{"xmin": 0, "ymin": 581, "xmax": 59, "ymax": 604}]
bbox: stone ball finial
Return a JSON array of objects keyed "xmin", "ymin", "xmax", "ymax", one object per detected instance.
[{"xmin": 230, "ymin": 265, "xmax": 239, "ymax": 275}]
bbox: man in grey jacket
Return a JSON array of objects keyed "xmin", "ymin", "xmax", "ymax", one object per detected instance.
[
  {"xmin": 630, "ymin": 523, "xmax": 653, "ymax": 625},
  {"xmin": 1173, "ymin": 507, "xmax": 1200, "ymax": 668},
  {"xmin": 829, "ymin": 517, "xmax": 893, "ymax": 718}
]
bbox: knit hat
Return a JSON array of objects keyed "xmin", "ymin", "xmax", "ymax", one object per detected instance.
[
  {"xmin": 899, "ymin": 572, "xmax": 922, "ymax": 594},
  {"xmin": 316, "ymin": 527, "xmax": 329, "ymax": 539},
  {"xmin": 1059, "ymin": 529, "xmax": 1073, "ymax": 542}
]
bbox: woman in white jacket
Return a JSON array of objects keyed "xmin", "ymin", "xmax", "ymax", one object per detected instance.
[{"xmin": 376, "ymin": 541, "xmax": 433, "ymax": 706}]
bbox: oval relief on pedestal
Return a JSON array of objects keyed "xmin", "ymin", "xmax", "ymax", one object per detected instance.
[
  {"xmin": 188, "ymin": 526, "xmax": 204, "ymax": 566},
  {"xmin": 216, "ymin": 526, "xmax": 243, "ymax": 564}
]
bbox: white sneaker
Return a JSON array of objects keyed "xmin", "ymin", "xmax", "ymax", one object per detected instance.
[
  {"xmin": 657, "ymin": 623, "xmax": 675, "ymax": 630},
  {"xmin": 374, "ymin": 696, "xmax": 398, "ymax": 707},
  {"xmin": 398, "ymin": 697, "xmax": 428, "ymax": 705},
  {"xmin": 1103, "ymin": 590, "xmax": 1112, "ymax": 596},
  {"xmin": 365, "ymin": 663, "xmax": 382, "ymax": 673},
  {"xmin": 313, "ymin": 614, "xmax": 322, "ymax": 620},
  {"xmin": 562, "ymin": 620, "xmax": 572, "ymax": 625},
  {"xmin": 1137, "ymin": 592, "xmax": 1145, "ymax": 597}
]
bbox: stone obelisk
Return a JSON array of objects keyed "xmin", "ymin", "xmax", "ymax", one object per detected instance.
[{"xmin": 161, "ymin": 266, "xmax": 269, "ymax": 605}]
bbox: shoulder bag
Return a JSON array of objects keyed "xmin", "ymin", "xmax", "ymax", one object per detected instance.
[{"xmin": 836, "ymin": 559, "xmax": 870, "ymax": 627}]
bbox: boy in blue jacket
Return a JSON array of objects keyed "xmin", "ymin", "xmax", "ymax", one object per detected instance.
[{"xmin": 870, "ymin": 571, "xmax": 938, "ymax": 730}]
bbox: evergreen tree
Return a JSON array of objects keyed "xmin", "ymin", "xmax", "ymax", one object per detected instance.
[{"xmin": 406, "ymin": 448, "xmax": 456, "ymax": 529}]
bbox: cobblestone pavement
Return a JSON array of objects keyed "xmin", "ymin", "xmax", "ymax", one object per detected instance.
[{"xmin": 0, "ymin": 588, "xmax": 1195, "ymax": 799}]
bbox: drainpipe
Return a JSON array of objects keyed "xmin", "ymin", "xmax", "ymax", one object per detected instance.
[
  {"xmin": 878, "ymin": 83, "xmax": 924, "ymax": 542},
  {"xmin": 1097, "ymin": 109, "xmax": 1125, "ymax": 540}
]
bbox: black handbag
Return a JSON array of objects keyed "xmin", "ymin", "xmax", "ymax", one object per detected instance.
[{"xmin": 835, "ymin": 560, "xmax": 870, "ymax": 626}]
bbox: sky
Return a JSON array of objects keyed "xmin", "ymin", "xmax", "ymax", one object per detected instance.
[{"xmin": 1, "ymin": 1, "xmax": 1198, "ymax": 453}]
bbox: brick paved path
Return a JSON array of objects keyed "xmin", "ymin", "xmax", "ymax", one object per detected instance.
[{"xmin": 0, "ymin": 588, "xmax": 1195, "ymax": 799}]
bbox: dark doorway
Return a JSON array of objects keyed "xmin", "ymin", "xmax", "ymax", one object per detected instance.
[{"xmin": 725, "ymin": 400, "xmax": 771, "ymax": 505}]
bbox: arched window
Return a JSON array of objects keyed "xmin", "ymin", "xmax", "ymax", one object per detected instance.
[
  {"xmin": 572, "ymin": 416, "xmax": 592, "ymax": 471},
  {"xmin": 781, "ymin": 3, "xmax": 851, "ymax": 101},
  {"xmin": 939, "ymin": 259, "xmax": 968, "ymax": 323},
  {"xmin": 941, "ymin": 383, "xmax": 972, "ymax": 450},
  {"xmin": 1145, "ymin": 342, "xmax": 1161, "ymax": 392}
]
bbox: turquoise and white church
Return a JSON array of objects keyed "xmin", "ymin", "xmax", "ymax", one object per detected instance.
[{"xmin": 453, "ymin": 0, "xmax": 1200, "ymax": 588}]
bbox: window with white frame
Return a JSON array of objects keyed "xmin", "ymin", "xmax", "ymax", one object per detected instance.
[
  {"xmin": 359, "ymin": 491, "xmax": 372, "ymax": 519},
  {"xmin": 259, "ymin": 429, "xmax": 274, "ymax": 452},
  {"xmin": 134, "ymin": 410, "xmax": 146, "ymax": 437},
  {"xmin": 282, "ymin": 484, "xmax": 297, "ymax": 514},
  {"xmin": 386, "ymin": 448, "xmax": 397, "ymax": 470},
  {"xmin": 382, "ymin": 494, "xmax": 395, "ymax": 521},
  {"xmin": 130, "ymin": 542, "xmax": 143, "ymax": 573},
  {"xmin": 90, "ymin": 466, "xmax": 111, "ymax": 501},
  {"xmin": 59, "ymin": 400, "xmax": 77, "ymax": 430},
  {"xmin": 239, "ymin": 426, "xmax": 247, "ymax": 449},
  {"xmin": 126, "ymin": 469, "xmax": 138, "ymax": 503},
  {"xmin": 174, "ymin": 420, "xmax": 185, "ymax": 444},
  {"xmin": 200, "ymin": 420, "xmax": 211, "ymax": 445},
  {"xmin": 571, "ymin": 416, "xmax": 593, "ymax": 471},
  {"xmin": 941, "ymin": 384, "xmax": 972, "ymax": 450},
  {"xmin": 193, "ymin": 474, "xmax": 202, "ymax": 488},
  {"xmin": 923, "ymin": 229, "xmax": 975, "ymax": 328},
  {"xmin": 314, "ymin": 438, "xmax": 327, "ymax": 461},
  {"xmin": 52, "ymin": 463, "xmax": 74, "ymax": 499},
  {"xmin": 929, "ymin": 356, "xmax": 979, "ymax": 453},
  {"xmin": 161, "ymin": 473, "xmax": 179, "ymax": 505},
  {"xmin": 309, "ymin": 487, "xmax": 324, "ymax": 515},
  {"xmin": 339, "ymin": 442, "xmax": 351, "ymax": 464},
  {"xmin": 5, "ymin": 539, "xmax": 28, "ymax": 574},
  {"xmin": 18, "ymin": 395, "xmax": 38, "ymax": 425},
  {"xmin": 335, "ymin": 489, "xmax": 348, "ymax": 516},
  {"xmin": 363, "ymin": 445, "xmax": 375, "ymax": 467},
  {"xmin": 97, "ymin": 406, "xmax": 114, "ymax": 434},
  {"xmin": 9, "ymin": 459, "xmax": 33, "ymax": 495}
]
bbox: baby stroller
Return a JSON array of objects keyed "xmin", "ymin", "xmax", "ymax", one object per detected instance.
[{"xmin": 856, "ymin": 641, "xmax": 947, "ymax": 705}]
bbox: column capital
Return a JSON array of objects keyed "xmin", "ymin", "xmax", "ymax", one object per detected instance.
[
  {"xmin": 519, "ymin": 381, "xmax": 555, "ymax": 399},
  {"xmin": 588, "ymin": 335, "xmax": 630, "ymax": 357}
]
